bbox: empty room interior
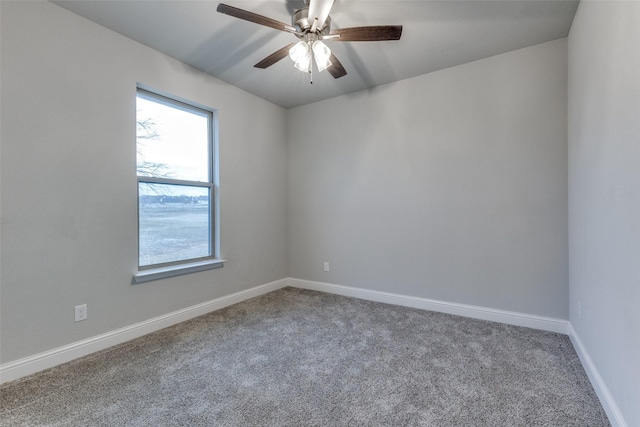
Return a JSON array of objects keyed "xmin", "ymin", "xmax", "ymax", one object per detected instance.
[{"xmin": 0, "ymin": 0, "xmax": 638, "ymax": 425}]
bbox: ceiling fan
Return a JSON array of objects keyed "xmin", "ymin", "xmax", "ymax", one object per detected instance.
[{"xmin": 216, "ymin": 0, "xmax": 402, "ymax": 82}]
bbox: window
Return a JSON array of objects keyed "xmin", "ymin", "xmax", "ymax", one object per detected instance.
[{"xmin": 134, "ymin": 88, "xmax": 220, "ymax": 282}]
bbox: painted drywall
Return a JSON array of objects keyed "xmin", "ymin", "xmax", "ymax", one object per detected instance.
[
  {"xmin": 568, "ymin": 2, "xmax": 640, "ymax": 425},
  {"xmin": 0, "ymin": 1, "xmax": 288, "ymax": 363},
  {"xmin": 288, "ymin": 39, "xmax": 568, "ymax": 319}
]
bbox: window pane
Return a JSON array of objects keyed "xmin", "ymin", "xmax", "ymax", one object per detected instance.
[
  {"xmin": 139, "ymin": 183, "xmax": 211, "ymax": 267},
  {"xmin": 136, "ymin": 93, "xmax": 209, "ymax": 182}
]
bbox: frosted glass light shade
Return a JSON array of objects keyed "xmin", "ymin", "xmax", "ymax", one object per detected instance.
[
  {"xmin": 294, "ymin": 54, "xmax": 312, "ymax": 72},
  {"xmin": 312, "ymin": 41, "xmax": 332, "ymax": 72},
  {"xmin": 289, "ymin": 41, "xmax": 311, "ymax": 72},
  {"xmin": 289, "ymin": 41, "xmax": 309, "ymax": 63}
]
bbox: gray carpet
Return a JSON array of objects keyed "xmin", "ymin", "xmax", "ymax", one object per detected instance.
[{"xmin": 1, "ymin": 287, "xmax": 609, "ymax": 426}]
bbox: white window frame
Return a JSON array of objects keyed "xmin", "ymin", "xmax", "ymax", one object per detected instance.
[{"xmin": 133, "ymin": 87, "xmax": 223, "ymax": 283}]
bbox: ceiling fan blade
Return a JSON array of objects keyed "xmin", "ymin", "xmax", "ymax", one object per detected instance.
[
  {"xmin": 329, "ymin": 26, "xmax": 403, "ymax": 42},
  {"xmin": 217, "ymin": 3, "xmax": 297, "ymax": 33},
  {"xmin": 307, "ymin": 0, "xmax": 335, "ymax": 31},
  {"xmin": 254, "ymin": 43, "xmax": 296, "ymax": 69},
  {"xmin": 327, "ymin": 53, "xmax": 347, "ymax": 79}
]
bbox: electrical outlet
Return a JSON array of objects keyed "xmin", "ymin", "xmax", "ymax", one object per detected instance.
[
  {"xmin": 577, "ymin": 300, "xmax": 582, "ymax": 321},
  {"xmin": 75, "ymin": 304, "xmax": 87, "ymax": 322},
  {"xmin": 323, "ymin": 262, "xmax": 330, "ymax": 272}
]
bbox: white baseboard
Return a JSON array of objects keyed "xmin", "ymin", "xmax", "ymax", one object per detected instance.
[
  {"xmin": 568, "ymin": 325, "xmax": 627, "ymax": 427},
  {"xmin": 288, "ymin": 278, "xmax": 570, "ymax": 334},
  {"xmin": 1, "ymin": 276, "xmax": 623, "ymax": 427},
  {"xmin": 0, "ymin": 278, "xmax": 288, "ymax": 384}
]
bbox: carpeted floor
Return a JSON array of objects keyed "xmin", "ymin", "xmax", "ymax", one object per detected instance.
[{"xmin": 1, "ymin": 287, "xmax": 609, "ymax": 426}]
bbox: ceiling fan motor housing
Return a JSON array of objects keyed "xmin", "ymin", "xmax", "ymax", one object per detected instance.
[{"xmin": 293, "ymin": 8, "xmax": 331, "ymax": 34}]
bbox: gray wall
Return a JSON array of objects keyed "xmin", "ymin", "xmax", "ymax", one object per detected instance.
[
  {"xmin": 288, "ymin": 39, "xmax": 568, "ymax": 319},
  {"xmin": 568, "ymin": 2, "xmax": 640, "ymax": 425},
  {"xmin": 0, "ymin": 1, "xmax": 288, "ymax": 363}
]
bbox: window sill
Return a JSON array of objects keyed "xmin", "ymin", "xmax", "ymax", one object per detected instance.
[{"xmin": 133, "ymin": 259, "xmax": 225, "ymax": 284}]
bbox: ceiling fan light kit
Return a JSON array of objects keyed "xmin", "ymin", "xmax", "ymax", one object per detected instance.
[
  {"xmin": 216, "ymin": 0, "xmax": 403, "ymax": 82},
  {"xmin": 289, "ymin": 36, "xmax": 333, "ymax": 75}
]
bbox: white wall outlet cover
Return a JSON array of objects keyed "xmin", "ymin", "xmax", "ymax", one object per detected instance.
[{"xmin": 75, "ymin": 304, "xmax": 88, "ymax": 322}]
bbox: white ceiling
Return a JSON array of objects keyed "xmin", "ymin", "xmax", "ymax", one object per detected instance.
[{"xmin": 52, "ymin": 0, "xmax": 578, "ymax": 109}]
